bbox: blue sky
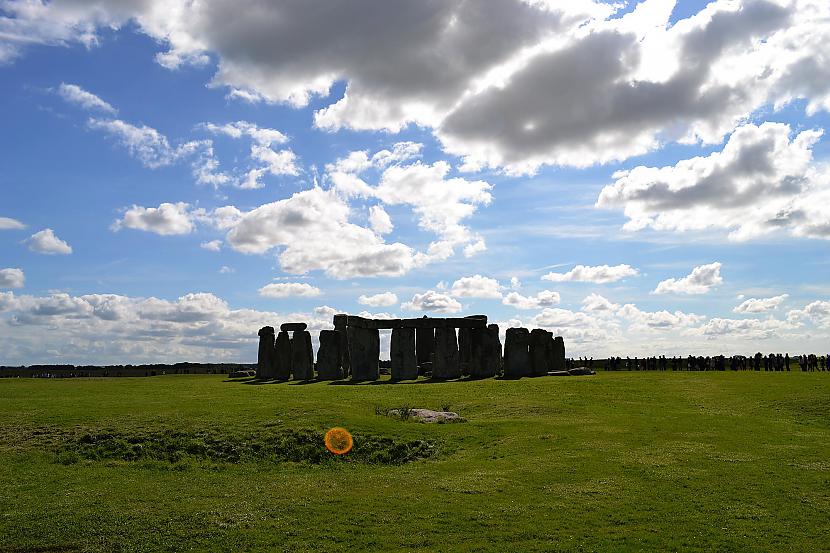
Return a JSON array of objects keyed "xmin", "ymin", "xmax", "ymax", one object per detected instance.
[{"xmin": 1, "ymin": 0, "xmax": 829, "ymax": 364}]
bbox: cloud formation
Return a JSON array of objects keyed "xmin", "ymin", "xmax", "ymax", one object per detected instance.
[
  {"xmin": 653, "ymin": 262, "xmax": 723, "ymax": 295},
  {"xmin": 542, "ymin": 264, "xmax": 638, "ymax": 284},
  {"xmin": 114, "ymin": 202, "xmax": 195, "ymax": 235},
  {"xmin": 57, "ymin": 83, "xmax": 116, "ymax": 114},
  {"xmin": 0, "ymin": 268, "xmax": 25, "ymax": 289},
  {"xmin": 258, "ymin": 282, "xmax": 322, "ymax": 298},
  {"xmin": 26, "ymin": 228, "xmax": 72, "ymax": 255},
  {"xmin": 734, "ymin": 294, "xmax": 788, "ymax": 313},
  {"xmin": 357, "ymin": 292, "xmax": 398, "ymax": 307},
  {"xmin": 401, "ymin": 291, "xmax": 462, "ymax": 314},
  {"xmin": 0, "ymin": 217, "xmax": 25, "ymax": 230}
]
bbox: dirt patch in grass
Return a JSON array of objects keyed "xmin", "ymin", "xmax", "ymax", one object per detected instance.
[{"xmin": 53, "ymin": 429, "xmax": 439, "ymax": 466}]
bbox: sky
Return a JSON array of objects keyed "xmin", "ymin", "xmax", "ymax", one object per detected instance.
[{"xmin": 1, "ymin": 0, "xmax": 829, "ymax": 365}]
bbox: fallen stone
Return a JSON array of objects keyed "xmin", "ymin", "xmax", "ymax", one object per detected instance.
[
  {"xmin": 229, "ymin": 369, "xmax": 256, "ymax": 378},
  {"xmin": 387, "ymin": 408, "xmax": 465, "ymax": 424},
  {"xmin": 547, "ymin": 370, "xmax": 571, "ymax": 377},
  {"xmin": 568, "ymin": 367, "xmax": 596, "ymax": 376}
]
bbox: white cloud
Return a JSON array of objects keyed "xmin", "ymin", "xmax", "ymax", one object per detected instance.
[
  {"xmin": 358, "ymin": 292, "xmax": 398, "ymax": 307},
  {"xmin": 368, "ymin": 205, "xmax": 393, "ymax": 235},
  {"xmin": 26, "ymin": 228, "xmax": 72, "ymax": 255},
  {"xmin": 222, "ymin": 187, "xmax": 422, "ymax": 279},
  {"xmin": 617, "ymin": 303, "xmax": 705, "ymax": 330},
  {"xmin": 0, "ymin": 268, "xmax": 25, "ymax": 289},
  {"xmin": 734, "ymin": 294, "xmax": 789, "ymax": 313},
  {"xmin": 0, "ymin": 217, "xmax": 25, "ymax": 230},
  {"xmin": 200, "ymin": 240, "xmax": 222, "ymax": 252},
  {"xmin": 450, "ymin": 275, "xmax": 502, "ymax": 299},
  {"xmin": 694, "ymin": 317, "xmax": 798, "ymax": 339},
  {"xmin": 57, "ymin": 82, "xmax": 116, "ymax": 113},
  {"xmin": 597, "ymin": 122, "xmax": 830, "ymax": 241},
  {"xmin": 542, "ymin": 264, "xmax": 638, "ymax": 284},
  {"xmin": 653, "ymin": 262, "xmax": 723, "ymax": 295},
  {"xmin": 502, "ymin": 290, "xmax": 560, "ymax": 310},
  {"xmin": 259, "ymin": 282, "xmax": 322, "ymax": 298},
  {"xmin": 401, "ymin": 290, "xmax": 462, "ymax": 314},
  {"xmin": 787, "ymin": 300, "xmax": 830, "ymax": 328},
  {"xmin": 581, "ymin": 293, "xmax": 619, "ymax": 313},
  {"xmin": 114, "ymin": 203, "xmax": 194, "ymax": 236}
]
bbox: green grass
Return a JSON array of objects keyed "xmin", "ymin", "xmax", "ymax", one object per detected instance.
[{"xmin": 0, "ymin": 372, "xmax": 828, "ymax": 552}]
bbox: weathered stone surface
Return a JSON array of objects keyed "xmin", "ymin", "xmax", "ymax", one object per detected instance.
[
  {"xmin": 568, "ymin": 367, "xmax": 595, "ymax": 376},
  {"xmin": 347, "ymin": 326, "xmax": 380, "ymax": 381},
  {"xmin": 504, "ymin": 327, "xmax": 531, "ymax": 378},
  {"xmin": 257, "ymin": 326, "xmax": 275, "ymax": 379},
  {"xmin": 387, "ymin": 408, "xmax": 465, "ymax": 423},
  {"xmin": 280, "ymin": 322, "xmax": 307, "ymax": 331},
  {"xmin": 469, "ymin": 325, "xmax": 501, "ymax": 379},
  {"xmin": 433, "ymin": 327, "xmax": 460, "ymax": 379},
  {"xmin": 390, "ymin": 327, "xmax": 418, "ymax": 381},
  {"xmin": 229, "ymin": 369, "xmax": 256, "ymax": 378},
  {"xmin": 530, "ymin": 329, "xmax": 551, "ymax": 377},
  {"xmin": 291, "ymin": 330, "xmax": 314, "ymax": 380},
  {"xmin": 333, "ymin": 314, "xmax": 351, "ymax": 378},
  {"xmin": 346, "ymin": 315, "xmax": 487, "ymax": 330},
  {"xmin": 551, "ymin": 336, "xmax": 566, "ymax": 372},
  {"xmin": 458, "ymin": 327, "xmax": 472, "ymax": 376},
  {"xmin": 274, "ymin": 331, "xmax": 292, "ymax": 380},
  {"xmin": 416, "ymin": 325, "xmax": 435, "ymax": 373},
  {"xmin": 488, "ymin": 324, "xmax": 502, "ymax": 376},
  {"xmin": 316, "ymin": 330, "xmax": 342, "ymax": 380}
]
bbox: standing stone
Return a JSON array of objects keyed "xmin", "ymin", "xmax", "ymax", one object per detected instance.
[
  {"xmin": 333, "ymin": 314, "xmax": 351, "ymax": 378},
  {"xmin": 274, "ymin": 331, "xmax": 292, "ymax": 380},
  {"xmin": 469, "ymin": 327, "xmax": 497, "ymax": 379},
  {"xmin": 257, "ymin": 326, "xmax": 275, "ymax": 379},
  {"xmin": 348, "ymin": 326, "xmax": 380, "ymax": 381},
  {"xmin": 529, "ymin": 329, "xmax": 551, "ymax": 376},
  {"xmin": 458, "ymin": 327, "xmax": 472, "ymax": 376},
  {"xmin": 487, "ymin": 324, "xmax": 502, "ymax": 376},
  {"xmin": 416, "ymin": 323, "xmax": 435, "ymax": 374},
  {"xmin": 291, "ymin": 330, "xmax": 314, "ymax": 380},
  {"xmin": 504, "ymin": 327, "xmax": 531, "ymax": 378},
  {"xmin": 433, "ymin": 327, "xmax": 460, "ymax": 379},
  {"xmin": 316, "ymin": 330, "xmax": 343, "ymax": 380},
  {"xmin": 390, "ymin": 327, "xmax": 418, "ymax": 381},
  {"xmin": 551, "ymin": 336, "xmax": 566, "ymax": 372}
]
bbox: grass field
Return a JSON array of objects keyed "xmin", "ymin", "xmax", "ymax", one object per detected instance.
[{"xmin": 1, "ymin": 372, "xmax": 828, "ymax": 552}]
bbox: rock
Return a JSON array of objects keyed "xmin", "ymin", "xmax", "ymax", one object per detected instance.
[
  {"xmin": 551, "ymin": 336, "xmax": 566, "ymax": 372},
  {"xmin": 291, "ymin": 330, "xmax": 314, "ymax": 380},
  {"xmin": 568, "ymin": 367, "xmax": 595, "ymax": 376},
  {"xmin": 280, "ymin": 322, "xmax": 307, "ymax": 331},
  {"xmin": 548, "ymin": 370, "xmax": 571, "ymax": 377},
  {"xmin": 390, "ymin": 327, "xmax": 418, "ymax": 381},
  {"xmin": 387, "ymin": 408, "xmax": 465, "ymax": 423},
  {"xmin": 316, "ymin": 330, "xmax": 343, "ymax": 380},
  {"xmin": 433, "ymin": 327, "xmax": 460, "ymax": 379},
  {"xmin": 348, "ymin": 326, "xmax": 380, "ymax": 381},
  {"xmin": 504, "ymin": 327, "xmax": 531, "ymax": 378},
  {"xmin": 416, "ymin": 325, "xmax": 435, "ymax": 374},
  {"xmin": 333, "ymin": 314, "xmax": 351, "ymax": 378},
  {"xmin": 469, "ymin": 324, "xmax": 500, "ymax": 379},
  {"xmin": 229, "ymin": 369, "xmax": 256, "ymax": 378},
  {"xmin": 257, "ymin": 326, "xmax": 275, "ymax": 379},
  {"xmin": 529, "ymin": 329, "xmax": 551, "ymax": 377},
  {"xmin": 458, "ymin": 327, "xmax": 472, "ymax": 376},
  {"xmin": 273, "ymin": 331, "xmax": 292, "ymax": 380}
]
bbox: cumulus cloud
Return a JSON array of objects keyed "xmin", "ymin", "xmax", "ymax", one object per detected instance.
[
  {"xmin": 0, "ymin": 268, "xmax": 25, "ymax": 289},
  {"xmin": 357, "ymin": 292, "xmax": 398, "ymax": 307},
  {"xmin": 368, "ymin": 205, "xmax": 393, "ymax": 235},
  {"xmin": 694, "ymin": 316, "xmax": 798, "ymax": 339},
  {"xmin": 581, "ymin": 293, "xmax": 619, "ymax": 313},
  {"xmin": 787, "ymin": 300, "xmax": 830, "ymax": 328},
  {"xmin": 224, "ymin": 187, "xmax": 420, "ymax": 278},
  {"xmin": 26, "ymin": 228, "xmax": 72, "ymax": 255},
  {"xmin": 200, "ymin": 240, "xmax": 222, "ymax": 251},
  {"xmin": 401, "ymin": 290, "xmax": 462, "ymax": 314},
  {"xmin": 653, "ymin": 262, "xmax": 723, "ymax": 295},
  {"xmin": 57, "ymin": 82, "xmax": 116, "ymax": 113},
  {"xmin": 450, "ymin": 275, "xmax": 502, "ymax": 299},
  {"xmin": 258, "ymin": 282, "xmax": 322, "ymax": 298},
  {"xmin": 734, "ymin": 294, "xmax": 789, "ymax": 313},
  {"xmin": 114, "ymin": 203, "xmax": 195, "ymax": 235},
  {"xmin": 598, "ymin": 122, "xmax": 830, "ymax": 240},
  {"xmin": 542, "ymin": 264, "xmax": 638, "ymax": 284},
  {"xmin": 502, "ymin": 290, "xmax": 560, "ymax": 310},
  {"xmin": 0, "ymin": 217, "xmax": 25, "ymax": 230}
]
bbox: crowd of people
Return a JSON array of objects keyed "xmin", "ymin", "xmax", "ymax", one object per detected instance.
[{"xmin": 596, "ymin": 353, "xmax": 829, "ymax": 372}]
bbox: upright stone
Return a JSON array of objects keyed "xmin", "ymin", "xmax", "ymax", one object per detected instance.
[
  {"xmin": 458, "ymin": 327, "xmax": 472, "ymax": 376},
  {"xmin": 333, "ymin": 314, "xmax": 351, "ymax": 378},
  {"xmin": 274, "ymin": 330, "xmax": 292, "ymax": 380},
  {"xmin": 504, "ymin": 327, "xmax": 531, "ymax": 377},
  {"xmin": 487, "ymin": 324, "xmax": 503, "ymax": 376},
  {"xmin": 390, "ymin": 327, "xmax": 418, "ymax": 381},
  {"xmin": 416, "ymin": 321, "xmax": 435, "ymax": 374},
  {"xmin": 469, "ymin": 327, "xmax": 497, "ymax": 379},
  {"xmin": 433, "ymin": 327, "xmax": 461, "ymax": 379},
  {"xmin": 291, "ymin": 330, "xmax": 314, "ymax": 380},
  {"xmin": 348, "ymin": 326, "xmax": 380, "ymax": 381},
  {"xmin": 529, "ymin": 329, "xmax": 550, "ymax": 376},
  {"xmin": 551, "ymin": 336, "xmax": 566, "ymax": 372},
  {"xmin": 257, "ymin": 326, "xmax": 275, "ymax": 379},
  {"xmin": 316, "ymin": 330, "xmax": 343, "ymax": 380}
]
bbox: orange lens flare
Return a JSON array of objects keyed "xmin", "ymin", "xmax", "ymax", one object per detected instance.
[{"xmin": 324, "ymin": 427, "xmax": 353, "ymax": 455}]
